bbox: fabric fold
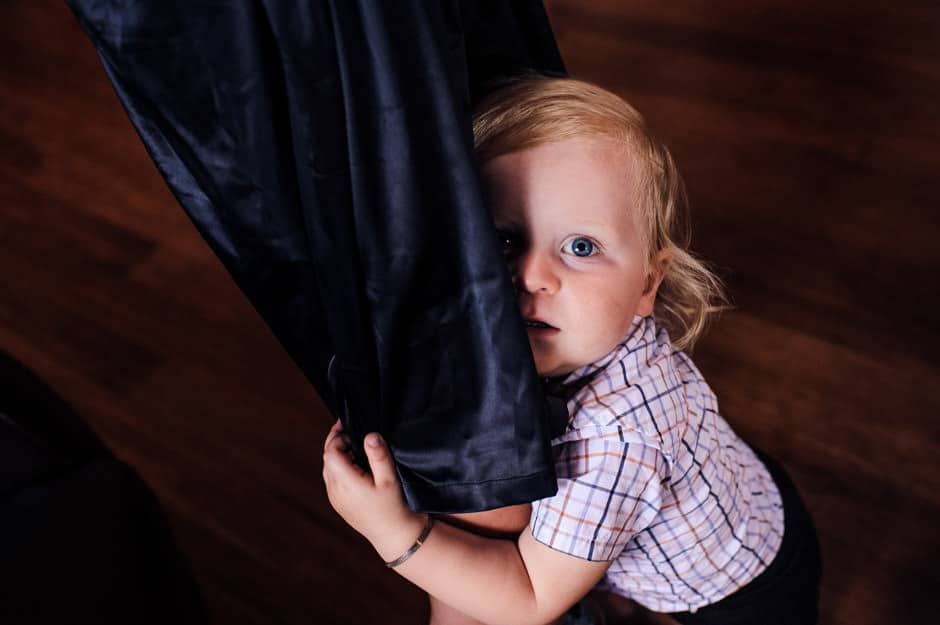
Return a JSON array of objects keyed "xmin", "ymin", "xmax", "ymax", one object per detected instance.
[{"xmin": 67, "ymin": 0, "xmax": 566, "ymax": 513}]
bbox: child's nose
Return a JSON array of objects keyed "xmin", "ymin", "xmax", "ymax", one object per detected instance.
[{"xmin": 514, "ymin": 248, "xmax": 560, "ymax": 295}]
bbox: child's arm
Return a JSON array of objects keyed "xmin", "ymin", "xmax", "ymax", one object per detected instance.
[
  {"xmin": 323, "ymin": 422, "xmax": 611, "ymax": 625},
  {"xmin": 437, "ymin": 503, "xmax": 532, "ymax": 538},
  {"xmin": 429, "ymin": 505, "xmax": 532, "ymax": 625}
]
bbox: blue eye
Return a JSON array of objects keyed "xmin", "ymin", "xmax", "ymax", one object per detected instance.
[{"xmin": 566, "ymin": 237, "xmax": 596, "ymax": 257}]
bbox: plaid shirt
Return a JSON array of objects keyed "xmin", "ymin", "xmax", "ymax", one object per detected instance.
[{"xmin": 530, "ymin": 316, "xmax": 784, "ymax": 613}]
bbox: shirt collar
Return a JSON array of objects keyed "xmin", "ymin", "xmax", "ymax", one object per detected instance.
[{"xmin": 540, "ymin": 315, "xmax": 654, "ymax": 435}]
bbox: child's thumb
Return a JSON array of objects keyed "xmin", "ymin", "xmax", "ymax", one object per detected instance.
[{"xmin": 364, "ymin": 432, "xmax": 396, "ymax": 487}]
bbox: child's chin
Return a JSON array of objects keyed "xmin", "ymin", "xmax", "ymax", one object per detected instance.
[
  {"xmin": 532, "ymin": 348, "xmax": 580, "ymax": 378},
  {"xmin": 535, "ymin": 363, "xmax": 576, "ymax": 379}
]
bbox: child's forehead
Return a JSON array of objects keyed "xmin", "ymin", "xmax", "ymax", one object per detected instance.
[
  {"xmin": 484, "ymin": 135, "xmax": 639, "ymax": 185},
  {"xmin": 529, "ymin": 134, "xmax": 634, "ymax": 161},
  {"xmin": 484, "ymin": 137, "xmax": 652, "ymax": 248},
  {"xmin": 483, "ymin": 137, "xmax": 642, "ymax": 211}
]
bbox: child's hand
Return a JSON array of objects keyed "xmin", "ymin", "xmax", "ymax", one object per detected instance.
[{"xmin": 322, "ymin": 420, "xmax": 425, "ymax": 560}]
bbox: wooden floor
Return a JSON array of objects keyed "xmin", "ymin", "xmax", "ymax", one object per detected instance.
[{"xmin": 2, "ymin": 1, "xmax": 938, "ymax": 623}]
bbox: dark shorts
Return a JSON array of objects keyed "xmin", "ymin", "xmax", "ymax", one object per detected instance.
[
  {"xmin": 0, "ymin": 351, "xmax": 207, "ymax": 624},
  {"xmin": 669, "ymin": 447, "xmax": 823, "ymax": 625}
]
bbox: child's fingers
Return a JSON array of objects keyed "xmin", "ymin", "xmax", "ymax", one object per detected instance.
[
  {"xmin": 325, "ymin": 421, "xmax": 360, "ymax": 461},
  {"xmin": 323, "ymin": 440, "xmax": 368, "ymax": 484},
  {"xmin": 323, "ymin": 426, "xmax": 368, "ymax": 483},
  {"xmin": 363, "ymin": 432, "xmax": 398, "ymax": 488},
  {"xmin": 323, "ymin": 418, "xmax": 344, "ymax": 452},
  {"xmin": 324, "ymin": 424, "xmax": 352, "ymax": 456}
]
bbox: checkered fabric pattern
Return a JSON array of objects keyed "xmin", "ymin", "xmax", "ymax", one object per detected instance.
[{"xmin": 530, "ymin": 316, "xmax": 784, "ymax": 614}]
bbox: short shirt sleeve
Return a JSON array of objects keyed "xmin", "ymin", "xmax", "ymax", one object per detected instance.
[{"xmin": 530, "ymin": 435, "xmax": 668, "ymax": 562}]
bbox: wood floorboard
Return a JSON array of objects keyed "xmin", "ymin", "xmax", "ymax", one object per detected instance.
[{"xmin": 2, "ymin": 1, "xmax": 938, "ymax": 624}]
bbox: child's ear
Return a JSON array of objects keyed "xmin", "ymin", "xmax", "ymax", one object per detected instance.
[{"xmin": 636, "ymin": 250, "xmax": 671, "ymax": 317}]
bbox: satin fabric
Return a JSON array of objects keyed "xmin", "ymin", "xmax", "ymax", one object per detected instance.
[{"xmin": 67, "ymin": 0, "xmax": 568, "ymax": 513}]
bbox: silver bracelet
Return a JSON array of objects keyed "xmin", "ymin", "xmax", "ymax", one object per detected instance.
[{"xmin": 385, "ymin": 516, "xmax": 434, "ymax": 568}]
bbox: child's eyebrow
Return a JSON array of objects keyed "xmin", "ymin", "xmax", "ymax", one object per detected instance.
[{"xmin": 568, "ymin": 224, "xmax": 614, "ymax": 239}]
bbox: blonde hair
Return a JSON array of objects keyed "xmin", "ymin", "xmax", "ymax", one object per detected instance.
[{"xmin": 473, "ymin": 76, "xmax": 727, "ymax": 350}]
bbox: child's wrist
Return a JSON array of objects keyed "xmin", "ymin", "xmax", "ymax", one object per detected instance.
[{"xmin": 370, "ymin": 512, "xmax": 429, "ymax": 564}]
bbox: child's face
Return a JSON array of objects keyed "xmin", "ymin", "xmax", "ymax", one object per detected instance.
[{"xmin": 481, "ymin": 136, "xmax": 659, "ymax": 378}]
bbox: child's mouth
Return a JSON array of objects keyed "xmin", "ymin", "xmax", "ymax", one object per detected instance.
[
  {"xmin": 524, "ymin": 319, "xmax": 559, "ymax": 333},
  {"xmin": 525, "ymin": 320, "xmax": 553, "ymax": 328}
]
